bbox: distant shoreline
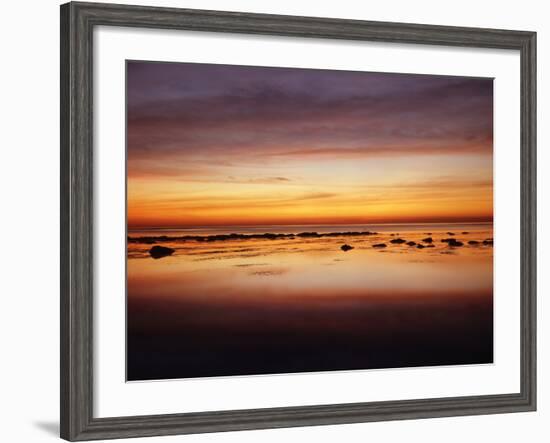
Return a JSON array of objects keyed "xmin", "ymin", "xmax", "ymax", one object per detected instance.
[{"xmin": 128, "ymin": 230, "xmax": 379, "ymax": 244}]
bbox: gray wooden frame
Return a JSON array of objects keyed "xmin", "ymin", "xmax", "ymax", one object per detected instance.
[{"xmin": 60, "ymin": 1, "xmax": 537, "ymax": 441}]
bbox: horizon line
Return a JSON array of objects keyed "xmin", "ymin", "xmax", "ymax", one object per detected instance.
[{"xmin": 128, "ymin": 220, "xmax": 494, "ymax": 231}]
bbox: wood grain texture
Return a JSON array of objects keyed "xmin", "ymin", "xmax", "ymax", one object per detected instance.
[{"xmin": 60, "ymin": 2, "xmax": 537, "ymax": 440}]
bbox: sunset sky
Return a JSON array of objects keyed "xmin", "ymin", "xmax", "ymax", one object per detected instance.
[{"xmin": 127, "ymin": 61, "xmax": 493, "ymax": 228}]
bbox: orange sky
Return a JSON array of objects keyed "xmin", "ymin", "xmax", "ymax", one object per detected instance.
[{"xmin": 127, "ymin": 62, "xmax": 493, "ymax": 228}]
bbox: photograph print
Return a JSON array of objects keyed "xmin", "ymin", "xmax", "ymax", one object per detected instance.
[{"xmin": 126, "ymin": 61, "xmax": 494, "ymax": 381}]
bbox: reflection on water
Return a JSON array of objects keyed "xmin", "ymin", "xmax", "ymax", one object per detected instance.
[{"xmin": 127, "ymin": 223, "xmax": 493, "ymax": 381}]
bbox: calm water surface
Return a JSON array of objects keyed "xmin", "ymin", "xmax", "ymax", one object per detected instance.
[{"xmin": 127, "ymin": 223, "xmax": 493, "ymax": 381}]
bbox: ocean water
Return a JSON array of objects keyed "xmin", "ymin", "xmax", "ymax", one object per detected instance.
[{"xmin": 127, "ymin": 223, "xmax": 493, "ymax": 381}]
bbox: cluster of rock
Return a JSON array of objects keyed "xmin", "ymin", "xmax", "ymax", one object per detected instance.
[
  {"xmin": 137, "ymin": 231, "xmax": 493, "ymax": 258},
  {"xmin": 367, "ymin": 235, "xmax": 492, "ymax": 250}
]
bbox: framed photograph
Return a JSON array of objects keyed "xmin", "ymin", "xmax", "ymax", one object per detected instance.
[{"xmin": 60, "ymin": 1, "xmax": 536, "ymax": 440}]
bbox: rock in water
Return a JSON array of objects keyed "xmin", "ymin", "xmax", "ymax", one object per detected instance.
[
  {"xmin": 406, "ymin": 241, "xmax": 416, "ymax": 246},
  {"xmin": 468, "ymin": 240, "xmax": 480, "ymax": 245},
  {"xmin": 447, "ymin": 239, "xmax": 464, "ymax": 247},
  {"xmin": 149, "ymin": 245, "xmax": 175, "ymax": 259},
  {"xmin": 389, "ymin": 238, "xmax": 407, "ymax": 244},
  {"xmin": 416, "ymin": 244, "xmax": 425, "ymax": 249},
  {"xmin": 422, "ymin": 237, "xmax": 433, "ymax": 243},
  {"xmin": 298, "ymin": 232, "xmax": 321, "ymax": 238},
  {"xmin": 340, "ymin": 244, "xmax": 354, "ymax": 251},
  {"xmin": 372, "ymin": 243, "xmax": 387, "ymax": 248}
]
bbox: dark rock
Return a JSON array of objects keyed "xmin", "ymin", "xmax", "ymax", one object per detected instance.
[
  {"xmin": 483, "ymin": 239, "xmax": 494, "ymax": 246},
  {"xmin": 149, "ymin": 245, "xmax": 175, "ymax": 259},
  {"xmin": 447, "ymin": 239, "xmax": 464, "ymax": 247},
  {"xmin": 321, "ymin": 231, "xmax": 376, "ymax": 237},
  {"xmin": 390, "ymin": 238, "xmax": 407, "ymax": 244},
  {"xmin": 425, "ymin": 232, "xmax": 432, "ymax": 235},
  {"xmin": 462, "ymin": 231, "xmax": 469, "ymax": 234},
  {"xmin": 416, "ymin": 244, "xmax": 425, "ymax": 249},
  {"xmin": 340, "ymin": 244, "xmax": 354, "ymax": 251},
  {"xmin": 372, "ymin": 243, "xmax": 387, "ymax": 248},
  {"xmin": 297, "ymin": 232, "xmax": 321, "ymax": 238},
  {"xmin": 447, "ymin": 232, "xmax": 455, "ymax": 236},
  {"xmin": 406, "ymin": 241, "xmax": 416, "ymax": 246},
  {"xmin": 468, "ymin": 240, "xmax": 480, "ymax": 245},
  {"xmin": 442, "ymin": 238, "xmax": 463, "ymax": 246},
  {"xmin": 422, "ymin": 237, "xmax": 433, "ymax": 243},
  {"xmin": 425, "ymin": 244, "xmax": 435, "ymax": 248}
]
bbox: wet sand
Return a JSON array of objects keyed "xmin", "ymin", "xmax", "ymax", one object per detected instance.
[{"xmin": 127, "ymin": 224, "xmax": 493, "ymax": 381}]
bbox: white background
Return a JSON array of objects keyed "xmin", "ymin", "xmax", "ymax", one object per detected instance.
[{"xmin": 0, "ymin": 0, "xmax": 547, "ymax": 442}]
